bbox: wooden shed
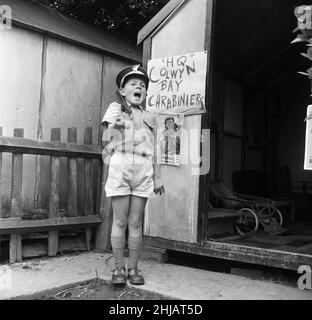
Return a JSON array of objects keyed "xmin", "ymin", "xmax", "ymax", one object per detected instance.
[
  {"xmin": 0, "ymin": 0, "xmax": 141, "ymax": 262},
  {"xmin": 139, "ymin": 0, "xmax": 312, "ymax": 270}
]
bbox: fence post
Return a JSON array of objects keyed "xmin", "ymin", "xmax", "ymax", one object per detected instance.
[
  {"xmin": 10, "ymin": 128, "xmax": 24, "ymax": 263},
  {"xmin": 84, "ymin": 127, "xmax": 93, "ymax": 250},
  {"xmin": 68, "ymin": 128, "xmax": 78, "ymax": 217},
  {"xmin": 95, "ymin": 136, "xmax": 112, "ymax": 251},
  {"xmin": 48, "ymin": 128, "xmax": 61, "ymax": 256}
]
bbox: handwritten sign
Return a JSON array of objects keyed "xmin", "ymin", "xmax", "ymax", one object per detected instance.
[{"xmin": 147, "ymin": 51, "xmax": 207, "ymax": 114}]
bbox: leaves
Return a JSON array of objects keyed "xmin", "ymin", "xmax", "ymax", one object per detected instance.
[
  {"xmin": 298, "ymin": 67, "xmax": 312, "ymax": 79},
  {"xmin": 291, "ymin": 32, "xmax": 311, "ymax": 43},
  {"xmin": 33, "ymin": 0, "xmax": 169, "ymax": 38},
  {"xmin": 293, "ymin": 6, "xmax": 312, "ymax": 83},
  {"xmin": 300, "ymin": 47, "xmax": 312, "ymax": 60}
]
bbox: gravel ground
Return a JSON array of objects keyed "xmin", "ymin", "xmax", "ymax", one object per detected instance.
[{"xmin": 28, "ymin": 278, "xmax": 173, "ymax": 300}]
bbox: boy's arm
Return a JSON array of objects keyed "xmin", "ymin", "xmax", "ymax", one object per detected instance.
[
  {"xmin": 102, "ymin": 102, "xmax": 129, "ymax": 130},
  {"xmin": 101, "ymin": 120, "xmax": 125, "ymax": 165},
  {"xmin": 107, "ymin": 117, "xmax": 126, "ymax": 129},
  {"xmin": 101, "ymin": 123, "xmax": 112, "ymax": 165}
]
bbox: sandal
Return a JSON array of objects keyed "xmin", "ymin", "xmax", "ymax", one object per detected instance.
[
  {"xmin": 128, "ymin": 268, "xmax": 145, "ymax": 285},
  {"xmin": 111, "ymin": 266, "xmax": 126, "ymax": 285}
]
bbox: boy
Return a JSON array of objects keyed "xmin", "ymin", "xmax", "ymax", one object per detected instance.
[{"xmin": 102, "ymin": 65, "xmax": 164, "ymax": 285}]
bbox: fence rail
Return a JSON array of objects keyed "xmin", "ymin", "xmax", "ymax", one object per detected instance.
[
  {"xmin": 0, "ymin": 126, "xmax": 109, "ymax": 263},
  {"xmin": 0, "ymin": 136, "xmax": 103, "ymax": 158}
]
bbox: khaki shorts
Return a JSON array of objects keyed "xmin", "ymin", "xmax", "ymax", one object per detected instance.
[{"xmin": 105, "ymin": 152, "xmax": 154, "ymax": 198}]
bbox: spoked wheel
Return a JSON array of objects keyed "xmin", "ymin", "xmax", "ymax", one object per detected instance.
[
  {"xmin": 258, "ymin": 207, "xmax": 283, "ymax": 234},
  {"xmin": 258, "ymin": 207, "xmax": 283, "ymax": 226},
  {"xmin": 235, "ymin": 208, "xmax": 259, "ymax": 236}
]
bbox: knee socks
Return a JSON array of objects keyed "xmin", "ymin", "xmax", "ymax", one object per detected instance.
[
  {"xmin": 111, "ymin": 235, "xmax": 125, "ymax": 269},
  {"xmin": 128, "ymin": 236, "xmax": 143, "ymax": 270}
]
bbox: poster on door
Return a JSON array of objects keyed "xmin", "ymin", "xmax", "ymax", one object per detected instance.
[
  {"xmin": 147, "ymin": 51, "xmax": 207, "ymax": 115},
  {"xmin": 304, "ymin": 105, "xmax": 312, "ymax": 170},
  {"xmin": 157, "ymin": 113, "xmax": 184, "ymax": 166}
]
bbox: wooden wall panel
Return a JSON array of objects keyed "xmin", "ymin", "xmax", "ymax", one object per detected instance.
[
  {"xmin": 0, "ymin": 26, "xmax": 136, "ymax": 216},
  {"xmin": 38, "ymin": 38, "xmax": 102, "ymax": 213},
  {"xmin": 0, "ymin": 26, "xmax": 42, "ymax": 215}
]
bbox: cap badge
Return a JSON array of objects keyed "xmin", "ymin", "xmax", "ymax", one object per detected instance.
[{"xmin": 132, "ymin": 65, "xmax": 140, "ymax": 71}]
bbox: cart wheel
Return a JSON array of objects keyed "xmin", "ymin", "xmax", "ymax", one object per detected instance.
[
  {"xmin": 235, "ymin": 208, "xmax": 259, "ymax": 236},
  {"xmin": 258, "ymin": 207, "xmax": 283, "ymax": 226}
]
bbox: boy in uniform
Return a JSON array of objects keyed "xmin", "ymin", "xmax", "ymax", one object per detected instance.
[{"xmin": 102, "ymin": 65, "xmax": 164, "ymax": 285}]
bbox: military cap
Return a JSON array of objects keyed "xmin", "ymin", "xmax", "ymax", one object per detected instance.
[{"xmin": 116, "ymin": 65, "xmax": 149, "ymax": 89}]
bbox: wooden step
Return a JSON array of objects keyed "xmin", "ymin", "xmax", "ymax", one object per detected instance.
[{"xmin": 141, "ymin": 245, "xmax": 168, "ymax": 263}]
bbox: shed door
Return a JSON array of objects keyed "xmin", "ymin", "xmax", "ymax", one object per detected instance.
[{"xmin": 143, "ymin": 0, "xmax": 213, "ymax": 243}]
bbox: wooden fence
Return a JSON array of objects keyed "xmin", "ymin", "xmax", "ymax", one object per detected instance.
[{"xmin": 0, "ymin": 126, "xmax": 111, "ymax": 263}]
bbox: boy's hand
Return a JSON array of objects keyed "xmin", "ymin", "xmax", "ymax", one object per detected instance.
[
  {"xmin": 115, "ymin": 115, "xmax": 125, "ymax": 128},
  {"xmin": 101, "ymin": 146, "xmax": 111, "ymax": 165},
  {"xmin": 154, "ymin": 178, "xmax": 165, "ymax": 195}
]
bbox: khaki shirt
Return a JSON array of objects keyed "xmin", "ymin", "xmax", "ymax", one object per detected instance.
[{"xmin": 102, "ymin": 102, "xmax": 157, "ymax": 158}]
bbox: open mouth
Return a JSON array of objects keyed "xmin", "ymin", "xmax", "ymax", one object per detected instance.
[{"xmin": 134, "ymin": 92, "xmax": 141, "ymax": 99}]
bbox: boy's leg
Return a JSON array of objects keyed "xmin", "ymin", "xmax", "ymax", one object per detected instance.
[
  {"xmin": 111, "ymin": 195, "xmax": 130, "ymax": 269},
  {"xmin": 128, "ymin": 196, "xmax": 148, "ymax": 270}
]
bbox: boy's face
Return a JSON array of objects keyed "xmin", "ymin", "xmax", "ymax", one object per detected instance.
[
  {"xmin": 165, "ymin": 118, "xmax": 174, "ymax": 129},
  {"xmin": 119, "ymin": 77, "xmax": 147, "ymax": 106}
]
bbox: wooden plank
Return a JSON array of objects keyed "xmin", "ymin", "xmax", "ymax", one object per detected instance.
[
  {"xmin": 11, "ymin": 8, "xmax": 141, "ymax": 63},
  {"xmin": 137, "ymin": 0, "xmax": 185, "ymax": 44},
  {"xmin": 95, "ymin": 56, "xmax": 105, "ymax": 214},
  {"xmin": 141, "ymin": 37, "xmax": 152, "ymax": 111},
  {"xmin": 142, "ymin": 37, "xmax": 152, "ymax": 70},
  {"xmin": 11, "ymin": 129, "xmax": 24, "ymax": 217},
  {"xmin": 0, "ymin": 136, "xmax": 102, "ymax": 159},
  {"xmin": 94, "ymin": 160, "xmax": 101, "ymax": 218},
  {"xmin": 0, "ymin": 127, "xmax": 2, "ymax": 258},
  {"xmin": 34, "ymin": 154, "xmax": 42, "ymax": 209},
  {"xmin": 84, "ymin": 127, "xmax": 93, "ymax": 250},
  {"xmin": 34, "ymin": 34, "xmax": 48, "ymax": 211},
  {"xmin": 95, "ymin": 156, "xmax": 113, "ymax": 251},
  {"xmin": 199, "ymin": 0, "xmax": 215, "ymax": 242},
  {"xmin": 84, "ymin": 127, "xmax": 93, "ymax": 215},
  {"xmin": 67, "ymin": 128, "xmax": 78, "ymax": 217},
  {"xmin": 10, "ymin": 129, "xmax": 24, "ymax": 263},
  {"xmin": 141, "ymin": 245, "xmax": 168, "ymax": 263},
  {"xmin": 0, "ymin": 216, "xmax": 102, "ymax": 234},
  {"xmin": 0, "ymin": 127, "xmax": 2, "ymax": 219},
  {"xmin": 143, "ymin": 236, "xmax": 312, "ymax": 271},
  {"xmin": 85, "ymin": 228, "xmax": 92, "ymax": 251},
  {"xmin": 48, "ymin": 128, "xmax": 61, "ymax": 257},
  {"xmin": 9, "ymin": 234, "xmax": 18, "ymax": 263},
  {"xmin": 198, "ymin": 114, "xmax": 209, "ymax": 243}
]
